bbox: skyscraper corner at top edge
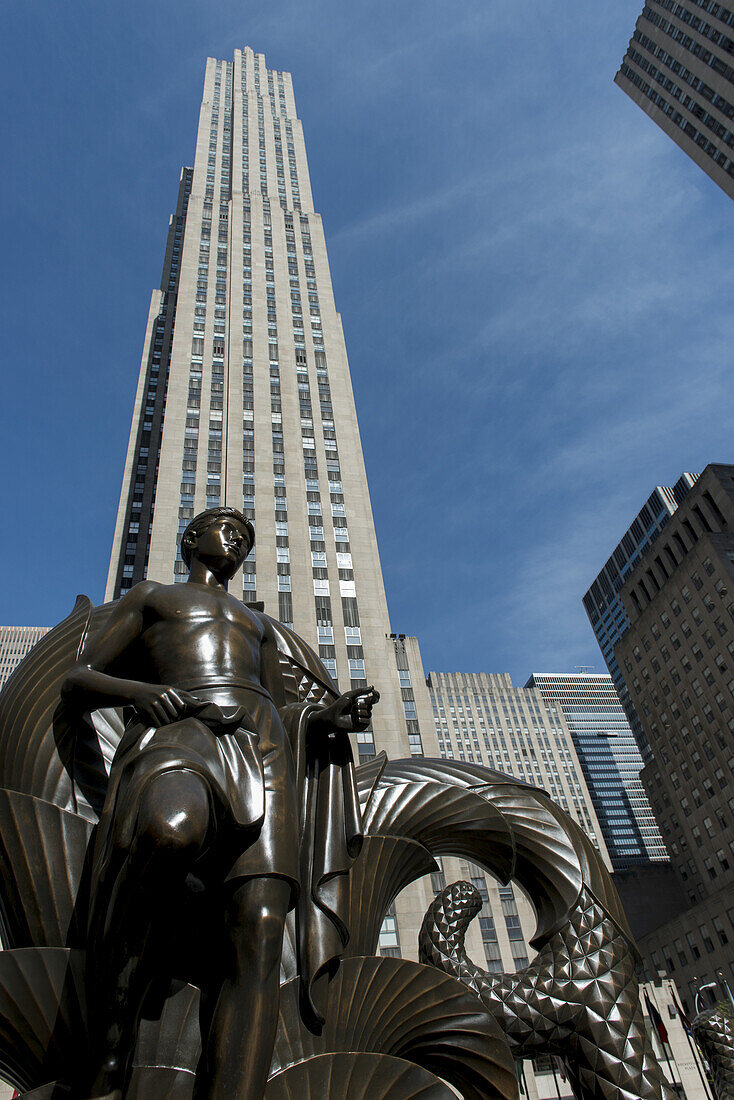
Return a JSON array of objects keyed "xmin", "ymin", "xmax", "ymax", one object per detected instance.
[
  {"xmin": 616, "ymin": 0, "xmax": 734, "ymax": 200},
  {"xmin": 105, "ymin": 48, "xmax": 421, "ymax": 766}
]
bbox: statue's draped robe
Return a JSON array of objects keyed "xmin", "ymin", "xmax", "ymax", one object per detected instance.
[{"xmin": 89, "ymin": 697, "xmax": 361, "ymax": 1031}]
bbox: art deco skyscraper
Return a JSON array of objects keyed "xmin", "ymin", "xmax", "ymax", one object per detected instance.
[{"xmin": 107, "ymin": 50, "xmax": 427, "ymax": 798}]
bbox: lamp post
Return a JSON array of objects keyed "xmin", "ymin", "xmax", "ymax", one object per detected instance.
[
  {"xmin": 716, "ymin": 970, "xmax": 734, "ymax": 1016},
  {"xmin": 696, "ymin": 981, "xmax": 719, "ymax": 1016}
]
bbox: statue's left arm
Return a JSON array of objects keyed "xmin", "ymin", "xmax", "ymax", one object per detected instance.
[{"xmin": 259, "ymin": 616, "xmax": 379, "ymax": 734}]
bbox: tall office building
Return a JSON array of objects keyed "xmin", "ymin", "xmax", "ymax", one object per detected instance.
[
  {"xmin": 0, "ymin": 626, "xmax": 49, "ymax": 689},
  {"xmin": 612, "ymin": 464, "xmax": 734, "ymax": 1011},
  {"xmin": 616, "ymin": 0, "xmax": 734, "ymax": 199},
  {"xmin": 426, "ymin": 669, "xmax": 606, "ymax": 848},
  {"xmin": 106, "ymin": 48, "xmax": 425, "ymax": 772},
  {"xmin": 583, "ymin": 473, "xmax": 697, "ymax": 757},
  {"xmin": 525, "ymin": 673, "xmax": 668, "ymax": 871}
]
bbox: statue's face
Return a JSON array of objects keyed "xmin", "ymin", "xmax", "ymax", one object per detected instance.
[{"xmin": 190, "ymin": 518, "xmax": 251, "ymax": 580}]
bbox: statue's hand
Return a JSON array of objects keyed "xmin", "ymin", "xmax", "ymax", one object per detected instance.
[
  {"xmin": 130, "ymin": 684, "xmax": 200, "ymax": 727},
  {"xmin": 314, "ymin": 686, "xmax": 380, "ymax": 734}
]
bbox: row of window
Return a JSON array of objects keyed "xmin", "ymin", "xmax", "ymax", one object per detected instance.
[
  {"xmin": 633, "ymin": 28, "xmax": 734, "ymax": 124},
  {"xmin": 621, "ymin": 58, "xmax": 734, "ymax": 180}
]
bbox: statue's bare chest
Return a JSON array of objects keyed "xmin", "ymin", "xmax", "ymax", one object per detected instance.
[{"xmin": 143, "ymin": 587, "xmax": 263, "ymax": 646}]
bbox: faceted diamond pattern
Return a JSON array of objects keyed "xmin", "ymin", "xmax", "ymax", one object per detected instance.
[
  {"xmin": 420, "ymin": 881, "xmax": 676, "ymax": 1100},
  {"xmin": 692, "ymin": 1008, "xmax": 734, "ymax": 1100}
]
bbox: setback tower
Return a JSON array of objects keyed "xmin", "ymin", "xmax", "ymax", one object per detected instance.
[{"xmin": 106, "ymin": 49, "xmax": 420, "ymax": 769}]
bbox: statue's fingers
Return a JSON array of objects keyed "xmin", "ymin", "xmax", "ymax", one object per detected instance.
[
  {"xmin": 341, "ymin": 687, "xmax": 365, "ymax": 704},
  {"xmin": 160, "ymin": 693, "xmax": 181, "ymax": 720},
  {"xmin": 168, "ymin": 689, "xmax": 192, "ymax": 713},
  {"xmin": 156, "ymin": 700, "xmax": 172, "ymax": 721},
  {"xmin": 178, "ymin": 689, "xmax": 201, "ymax": 706},
  {"xmin": 150, "ymin": 701, "xmax": 168, "ymax": 726}
]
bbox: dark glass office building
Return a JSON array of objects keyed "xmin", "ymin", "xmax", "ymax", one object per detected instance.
[
  {"xmin": 583, "ymin": 474, "xmax": 697, "ymax": 759},
  {"xmin": 526, "ymin": 674, "xmax": 669, "ymax": 871}
]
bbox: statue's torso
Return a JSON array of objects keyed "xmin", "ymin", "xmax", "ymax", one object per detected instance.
[{"xmin": 119, "ymin": 581, "xmax": 267, "ymax": 694}]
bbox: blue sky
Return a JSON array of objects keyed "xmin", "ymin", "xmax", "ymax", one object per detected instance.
[{"xmin": 2, "ymin": 0, "xmax": 733, "ymax": 682}]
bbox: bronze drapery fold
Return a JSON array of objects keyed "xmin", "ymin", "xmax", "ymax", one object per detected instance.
[{"xmin": 283, "ymin": 701, "xmax": 362, "ymax": 1032}]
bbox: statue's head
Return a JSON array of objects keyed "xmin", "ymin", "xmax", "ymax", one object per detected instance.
[{"xmin": 181, "ymin": 507, "xmax": 255, "ymax": 580}]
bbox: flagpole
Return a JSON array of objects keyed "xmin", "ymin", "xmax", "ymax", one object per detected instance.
[
  {"xmin": 668, "ymin": 983, "xmax": 715, "ymax": 1100},
  {"xmin": 662, "ymin": 1038, "xmax": 679, "ymax": 1091},
  {"xmin": 661, "ymin": 1039, "xmax": 674, "ymax": 1084},
  {"xmin": 647, "ymin": 986, "xmax": 676, "ymax": 1086},
  {"xmin": 717, "ymin": 970, "xmax": 734, "ymax": 1016},
  {"xmin": 549, "ymin": 1059, "xmax": 563, "ymax": 1100}
]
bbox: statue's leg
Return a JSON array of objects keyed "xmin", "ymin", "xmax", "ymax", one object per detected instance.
[
  {"xmin": 197, "ymin": 875, "xmax": 291, "ymax": 1100},
  {"xmin": 87, "ymin": 768, "xmax": 211, "ymax": 1097}
]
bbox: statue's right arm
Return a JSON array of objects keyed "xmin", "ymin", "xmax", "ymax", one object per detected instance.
[{"xmin": 61, "ymin": 583, "xmax": 195, "ymax": 726}]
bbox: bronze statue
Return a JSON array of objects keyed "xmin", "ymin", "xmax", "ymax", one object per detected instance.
[
  {"xmin": 61, "ymin": 507, "xmax": 378, "ymax": 1098},
  {"xmin": 0, "ymin": 511, "xmax": 679, "ymax": 1099}
]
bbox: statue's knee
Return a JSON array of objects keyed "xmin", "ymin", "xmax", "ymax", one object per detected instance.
[
  {"xmin": 136, "ymin": 810, "xmax": 205, "ymax": 863},
  {"xmin": 136, "ymin": 776, "xmax": 209, "ymax": 860}
]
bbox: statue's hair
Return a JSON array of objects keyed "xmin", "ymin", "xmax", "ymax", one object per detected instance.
[{"xmin": 181, "ymin": 507, "xmax": 255, "ymax": 568}]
